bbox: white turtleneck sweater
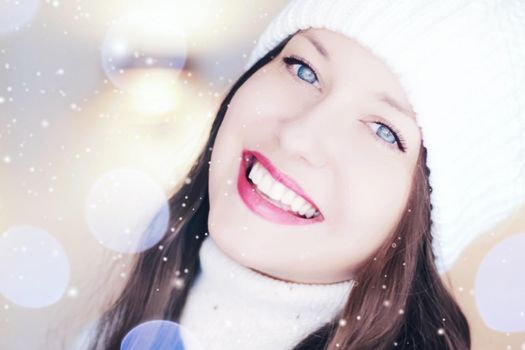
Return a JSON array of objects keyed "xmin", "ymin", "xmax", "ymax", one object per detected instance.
[{"xmin": 178, "ymin": 236, "xmax": 356, "ymax": 350}]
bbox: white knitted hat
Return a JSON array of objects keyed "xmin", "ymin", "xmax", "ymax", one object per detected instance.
[{"xmin": 244, "ymin": 0, "xmax": 525, "ymax": 275}]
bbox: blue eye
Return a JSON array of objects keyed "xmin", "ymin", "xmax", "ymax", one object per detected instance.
[
  {"xmin": 282, "ymin": 56, "xmax": 320, "ymax": 87},
  {"xmin": 375, "ymin": 124, "xmax": 396, "ymax": 144},
  {"xmin": 368, "ymin": 121, "xmax": 407, "ymax": 152}
]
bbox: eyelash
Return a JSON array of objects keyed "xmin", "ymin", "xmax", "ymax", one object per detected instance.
[
  {"xmin": 281, "ymin": 55, "xmax": 321, "ymax": 88},
  {"xmin": 281, "ymin": 55, "xmax": 407, "ymax": 153},
  {"xmin": 369, "ymin": 119, "xmax": 407, "ymax": 152}
]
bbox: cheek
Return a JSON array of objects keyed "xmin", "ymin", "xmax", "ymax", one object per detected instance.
[
  {"xmin": 340, "ymin": 158, "xmax": 411, "ymax": 237},
  {"xmin": 208, "ymin": 72, "xmax": 290, "ymax": 205}
]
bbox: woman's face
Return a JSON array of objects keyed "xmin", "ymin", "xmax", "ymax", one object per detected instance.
[{"xmin": 208, "ymin": 28, "xmax": 422, "ymax": 284}]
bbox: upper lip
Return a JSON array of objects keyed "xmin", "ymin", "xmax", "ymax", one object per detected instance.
[{"xmin": 243, "ymin": 149, "xmax": 321, "ymax": 213}]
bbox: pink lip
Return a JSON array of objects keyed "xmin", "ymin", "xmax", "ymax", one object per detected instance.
[{"xmin": 237, "ymin": 149, "xmax": 324, "ymax": 225}]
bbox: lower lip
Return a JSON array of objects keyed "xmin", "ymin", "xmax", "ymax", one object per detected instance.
[{"xmin": 237, "ymin": 154, "xmax": 323, "ymax": 225}]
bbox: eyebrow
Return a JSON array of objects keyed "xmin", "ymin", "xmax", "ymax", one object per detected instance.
[
  {"xmin": 302, "ymin": 33, "xmax": 330, "ymax": 61},
  {"xmin": 377, "ymin": 93, "xmax": 414, "ymax": 120}
]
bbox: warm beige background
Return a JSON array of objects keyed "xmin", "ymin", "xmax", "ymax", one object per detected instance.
[{"xmin": 1, "ymin": 1, "xmax": 524, "ymax": 349}]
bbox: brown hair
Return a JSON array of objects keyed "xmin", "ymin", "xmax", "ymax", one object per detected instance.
[{"xmin": 88, "ymin": 32, "xmax": 470, "ymax": 350}]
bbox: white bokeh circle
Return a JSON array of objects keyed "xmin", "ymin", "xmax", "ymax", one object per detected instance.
[
  {"xmin": 0, "ymin": 0, "xmax": 40, "ymax": 34},
  {"xmin": 474, "ymin": 233, "xmax": 525, "ymax": 332},
  {"xmin": 100, "ymin": 11, "xmax": 187, "ymax": 91},
  {"xmin": 121, "ymin": 320, "xmax": 204, "ymax": 350},
  {"xmin": 85, "ymin": 168, "xmax": 170, "ymax": 253},
  {"xmin": 0, "ymin": 225, "xmax": 70, "ymax": 308}
]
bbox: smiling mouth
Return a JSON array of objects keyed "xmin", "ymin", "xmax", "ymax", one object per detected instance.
[{"xmin": 244, "ymin": 155, "xmax": 321, "ymax": 219}]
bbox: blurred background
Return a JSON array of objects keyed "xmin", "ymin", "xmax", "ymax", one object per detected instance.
[{"xmin": 0, "ymin": 0, "xmax": 524, "ymax": 349}]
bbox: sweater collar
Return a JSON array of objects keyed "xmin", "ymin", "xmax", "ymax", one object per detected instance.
[
  {"xmin": 178, "ymin": 236, "xmax": 356, "ymax": 350},
  {"xmin": 198, "ymin": 236, "xmax": 356, "ymax": 313}
]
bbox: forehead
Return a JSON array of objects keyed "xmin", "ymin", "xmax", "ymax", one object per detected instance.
[
  {"xmin": 285, "ymin": 28, "xmax": 416, "ymax": 120},
  {"xmin": 291, "ymin": 28, "xmax": 377, "ymax": 60}
]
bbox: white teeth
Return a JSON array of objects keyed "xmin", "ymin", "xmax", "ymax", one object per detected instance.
[
  {"xmin": 249, "ymin": 162, "xmax": 264, "ymax": 184},
  {"xmin": 258, "ymin": 173, "xmax": 274, "ymax": 193},
  {"xmin": 247, "ymin": 159, "xmax": 319, "ymax": 218},
  {"xmin": 268, "ymin": 181, "xmax": 286, "ymax": 201},
  {"xmin": 298, "ymin": 202, "xmax": 311, "ymax": 216},
  {"xmin": 304, "ymin": 207, "xmax": 316, "ymax": 219},
  {"xmin": 290, "ymin": 195, "xmax": 306, "ymax": 212},
  {"xmin": 280, "ymin": 189, "xmax": 296, "ymax": 206}
]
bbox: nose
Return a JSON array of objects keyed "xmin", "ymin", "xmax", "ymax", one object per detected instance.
[{"xmin": 277, "ymin": 104, "xmax": 328, "ymax": 168}]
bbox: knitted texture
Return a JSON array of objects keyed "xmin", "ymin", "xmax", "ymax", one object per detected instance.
[
  {"xmin": 244, "ymin": 0, "xmax": 525, "ymax": 275},
  {"xmin": 179, "ymin": 237, "xmax": 355, "ymax": 349}
]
